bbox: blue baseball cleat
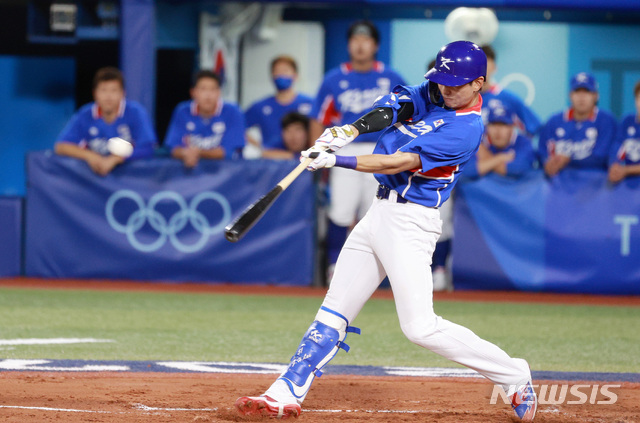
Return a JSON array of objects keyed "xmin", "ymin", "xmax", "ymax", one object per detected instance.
[{"xmin": 510, "ymin": 381, "xmax": 537, "ymax": 421}]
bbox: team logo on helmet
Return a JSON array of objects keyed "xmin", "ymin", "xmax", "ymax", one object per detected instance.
[{"xmin": 440, "ymin": 57, "xmax": 454, "ymax": 70}]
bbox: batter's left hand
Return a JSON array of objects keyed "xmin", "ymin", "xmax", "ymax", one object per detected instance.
[
  {"xmin": 315, "ymin": 124, "xmax": 357, "ymax": 152},
  {"xmin": 301, "ymin": 149, "xmax": 336, "ymax": 171}
]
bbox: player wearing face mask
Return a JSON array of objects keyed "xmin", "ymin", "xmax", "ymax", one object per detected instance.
[{"xmin": 244, "ymin": 56, "xmax": 314, "ymax": 153}]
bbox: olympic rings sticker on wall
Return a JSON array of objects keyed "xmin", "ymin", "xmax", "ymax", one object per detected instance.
[{"xmin": 105, "ymin": 190, "xmax": 231, "ymax": 253}]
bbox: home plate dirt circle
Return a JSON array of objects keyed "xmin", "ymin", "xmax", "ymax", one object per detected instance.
[{"xmin": 1, "ymin": 372, "xmax": 639, "ymax": 422}]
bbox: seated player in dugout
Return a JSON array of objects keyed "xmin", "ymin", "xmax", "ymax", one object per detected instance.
[
  {"xmin": 54, "ymin": 67, "xmax": 156, "ymax": 176},
  {"xmin": 236, "ymin": 41, "xmax": 537, "ymax": 423},
  {"xmin": 261, "ymin": 112, "xmax": 310, "ymax": 160},
  {"xmin": 538, "ymin": 72, "xmax": 617, "ymax": 177},
  {"xmin": 244, "ymin": 55, "xmax": 313, "ymax": 154},
  {"xmin": 164, "ymin": 70, "xmax": 245, "ymax": 168},
  {"xmin": 609, "ymin": 80, "xmax": 640, "ymax": 185},
  {"xmin": 464, "ymin": 101, "xmax": 536, "ymax": 178}
]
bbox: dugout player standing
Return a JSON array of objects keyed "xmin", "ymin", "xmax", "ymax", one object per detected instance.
[
  {"xmin": 236, "ymin": 41, "xmax": 537, "ymax": 422},
  {"xmin": 310, "ymin": 20, "xmax": 406, "ymax": 282},
  {"xmin": 538, "ymin": 72, "xmax": 617, "ymax": 177},
  {"xmin": 245, "ymin": 56, "xmax": 314, "ymax": 154},
  {"xmin": 55, "ymin": 67, "xmax": 156, "ymax": 176}
]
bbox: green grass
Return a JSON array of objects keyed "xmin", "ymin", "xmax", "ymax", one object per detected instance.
[{"xmin": 0, "ymin": 287, "xmax": 638, "ymax": 373}]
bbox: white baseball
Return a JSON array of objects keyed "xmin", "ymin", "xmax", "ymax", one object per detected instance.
[{"xmin": 107, "ymin": 137, "xmax": 134, "ymax": 158}]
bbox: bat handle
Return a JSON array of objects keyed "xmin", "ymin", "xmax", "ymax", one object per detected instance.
[{"xmin": 277, "ymin": 157, "xmax": 313, "ymax": 190}]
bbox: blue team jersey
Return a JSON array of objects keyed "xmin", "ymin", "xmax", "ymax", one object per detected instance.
[
  {"xmin": 374, "ymin": 92, "xmax": 484, "ymax": 208},
  {"xmin": 56, "ymin": 100, "xmax": 156, "ymax": 159},
  {"xmin": 312, "ymin": 61, "xmax": 406, "ymax": 143},
  {"xmin": 464, "ymin": 132, "xmax": 536, "ymax": 179},
  {"xmin": 538, "ymin": 107, "xmax": 617, "ymax": 170},
  {"xmin": 482, "ymin": 84, "xmax": 541, "ymax": 136},
  {"xmin": 245, "ymin": 94, "xmax": 313, "ymax": 150},
  {"xmin": 164, "ymin": 100, "xmax": 245, "ymax": 159},
  {"xmin": 611, "ymin": 114, "xmax": 640, "ymax": 165}
]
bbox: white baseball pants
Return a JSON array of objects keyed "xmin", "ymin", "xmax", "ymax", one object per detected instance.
[
  {"xmin": 329, "ymin": 142, "xmax": 379, "ymax": 226},
  {"xmin": 322, "ymin": 197, "xmax": 531, "ymax": 393}
]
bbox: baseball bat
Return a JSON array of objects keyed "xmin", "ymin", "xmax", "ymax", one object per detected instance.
[{"xmin": 224, "ymin": 157, "xmax": 313, "ymax": 242}]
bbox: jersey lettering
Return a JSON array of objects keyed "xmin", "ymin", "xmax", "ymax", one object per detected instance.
[
  {"xmin": 621, "ymin": 138, "xmax": 640, "ymax": 162},
  {"xmin": 336, "ymin": 79, "xmax": 392, "ymax": 115},
  {"xmin": 412, "ymin": 121, "xmax": 433, "ymax": 135},
  {"xmin": 553, "ymin": 138, "xmax": 596, "ymax": 160}
]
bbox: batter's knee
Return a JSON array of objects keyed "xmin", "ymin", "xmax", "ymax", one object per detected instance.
[{"xmin": 400, "ymin": 317, "xmax": 440, "ymax": 348}]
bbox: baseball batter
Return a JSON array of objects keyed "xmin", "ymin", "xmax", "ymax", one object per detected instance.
[
  {"xmin": 236, "ymin": 41, "xmax": 537, "ymax": 422},
  {"xmin": 310, "ymin": 20, "xmax": 406, "ymax": 279}
]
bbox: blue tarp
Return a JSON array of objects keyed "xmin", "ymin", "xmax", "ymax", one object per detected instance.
[
  {"xmin": 0, "ymin": 197, "xmax": 22, "ymax": 277},
  {"xmin": 24, "ymin": 152, "xmax": 315, "ymax": 285},
  {"xmin": 453, "ymin": 170, "xmax": 640, "ymax": 294}
]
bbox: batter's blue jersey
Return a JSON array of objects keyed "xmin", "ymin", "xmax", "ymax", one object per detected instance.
[
  {"xmin": 374, "ymin": 86, "xmax": 484, "ymax": 208},
  {"xmin": 482, "ymin": 84, "xmax": 542, "ymax": 136},
  {"xmin": 538, "ymin": 107, "xmax": 617, "ymax": 170},
  {"xmin": 56, "ymin": 100, "xmax": 156, "ymax": 159},
  {"xmin": 464, "ymin": 132, "xmax": 536, "ymax": 179},
  {"xmin": 611, "ymin": 114, "xmax": 640, "ymax": 166},
  {"xmin": 312, "ymin": 62, "xmax": 406, "ymax": 143},
  {"xmin": 245, "ymin": 94, "xmax": 313, "ymax": 150},
  {"xmin": 164, "ymin": 100, "xmax": 245, "ymax": 159}
]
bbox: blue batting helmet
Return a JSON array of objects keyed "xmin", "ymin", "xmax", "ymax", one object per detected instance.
[{"xmin": 424, "ymin": 41, "xmax": 487, "ymax": 87}]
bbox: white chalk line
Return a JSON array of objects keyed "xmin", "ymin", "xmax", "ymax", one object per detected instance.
[
  {"xmin": 1, "ymin": 403, "xmax": 561, "ymax": 417},
  {"xmin": 0, "ymin": 405, "xmax": 112, "ymax": 414},
  {"xmin": 132, "ymin": 403, "xmax": 217, "ymax": 412},
  {"xmin": 0, "ymin": 338, "xmax": 114, "ymax": 346}
]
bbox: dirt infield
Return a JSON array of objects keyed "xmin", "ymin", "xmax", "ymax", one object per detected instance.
[
  {"xmin": 2, "ymin": 278, "xmax": 639, "ymax": 422},
  {"xmin": 1, "ymin": 372, "xmax": 639, "ymax": 422}
]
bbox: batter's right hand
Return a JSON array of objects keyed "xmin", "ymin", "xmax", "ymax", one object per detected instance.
[
  {"xmin": 315, "ymin": 124, "xmax": 357, "ymax": 152},
  {"xmin": 300, "ymin": 148, "xmax": 336, "ymax": 171}
]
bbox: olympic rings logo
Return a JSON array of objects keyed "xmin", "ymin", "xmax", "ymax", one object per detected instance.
[{"xmin": 105, "ymin": 190, "xmax": 231, "ymax": 253}]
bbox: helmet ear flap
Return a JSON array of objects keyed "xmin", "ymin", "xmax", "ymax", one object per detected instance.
[{"xmin": 428, "ymin": 81, "xmax": 444, "ymax": 107}]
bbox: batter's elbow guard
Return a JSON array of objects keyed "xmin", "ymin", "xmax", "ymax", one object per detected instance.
[{"xmin": 372, "ymin": 93, "xmax": 412, "ymax": 125}]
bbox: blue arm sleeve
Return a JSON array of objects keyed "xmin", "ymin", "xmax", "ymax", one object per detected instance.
[
  {"xmin": 609, "ymin": 122, "xmax": 625, "ymax": 165},
  {"xmin": 164, "ymin": 106, "xmax": 185, "ymax": 152},
  {"xmin": 506, "ymin": 138, "xmax": 535, "ymax": 177},
  {"xmin": 311, "ymin": 77, "xmax": 337, "ymax": 126},
  {"xmin": 504, "ymin": 91, "xmax": 542, "ymax": 136},
  {"xmin": 129, "ymin": 106, "xmax": 157, "ymax": 160},
  {"xmin": 244, "ymin": 102, "xmax": 260, "ymax": 128},
  {"xmin": 56, "ymin": 112, "xmax": 84, "ymax": 145},
  {"xmin": 223, "ymin": 106, "xmax": 246, "ymax": 159},
  {"xmin": 537, "ymin": 121, "xmax": 552, "ymax": 165}
]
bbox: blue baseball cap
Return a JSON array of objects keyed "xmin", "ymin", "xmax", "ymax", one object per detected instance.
[
  {"xmin": 570, "ymin": 72, "xmax": 598, "ymax": 92},
  {"xmin": 487, "ymin": 103, "xmax": 514, "ymax": 125}
]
